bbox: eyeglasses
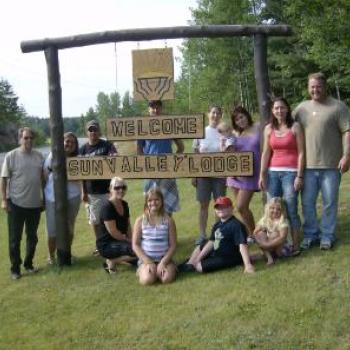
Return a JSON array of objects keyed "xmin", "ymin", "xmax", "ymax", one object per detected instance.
[
  {"xmin": 114, "ymin": 185, "xmax": 127, "ymax": 191},
  {"xmin": 88, "ymin": 127, "xmax": 99, "ymax": 132},
  {"xmin": 23, "ymin": 136, "xmax": 34, "ymax": 140}
]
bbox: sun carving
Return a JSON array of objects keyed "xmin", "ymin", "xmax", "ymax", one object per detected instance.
[{"xmin": 132, "ymin": 48, "xmax": 175, "ymax": 101}]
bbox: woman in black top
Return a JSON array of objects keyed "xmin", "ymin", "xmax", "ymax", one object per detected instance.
[{"xmin": 97, "ymin": 177, "xmax": 136, "ymax": 273}]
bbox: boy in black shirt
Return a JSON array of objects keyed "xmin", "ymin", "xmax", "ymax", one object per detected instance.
[{"xmin": 180, "ymin": 197, "xmax": 254, "ymax": 273}]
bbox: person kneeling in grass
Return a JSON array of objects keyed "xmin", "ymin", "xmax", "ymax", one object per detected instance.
[
  {"xmin": 179, "ymin": 197, "xmax": 254, "ymax": 274},
  {"xmin": 132, "ymin": 187, "xmax": 177, "ymax": 285},
  {"xmin": 253, "ymin": 197, "xmax": 293, "ymax": 266}
]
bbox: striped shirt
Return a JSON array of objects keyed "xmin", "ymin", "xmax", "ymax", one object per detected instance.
[{"xmin": 141, "ymin": 215, "xmax": 169, "ymax": 261}]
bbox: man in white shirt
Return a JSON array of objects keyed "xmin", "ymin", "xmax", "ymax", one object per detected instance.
[{"xmin": 1, "ymin": 127, "xmax": 44, "ymax": 280}]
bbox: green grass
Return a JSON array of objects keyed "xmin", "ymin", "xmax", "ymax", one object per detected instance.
[{"xmin": 1, "ymin": 157, "xmax": 350, "ymax": 349}]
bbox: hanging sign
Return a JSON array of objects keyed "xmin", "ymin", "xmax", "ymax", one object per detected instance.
[
  {"xmin": 106, "ymin": 114, "xmax": 204, "ymax": 140},
  {"xmin": 132, "ymin": 48, "xmax": 175, "ymax": 101},
  {"xmin": 67, "ymin": 152, "xmax": 253, "ymax": 180}
]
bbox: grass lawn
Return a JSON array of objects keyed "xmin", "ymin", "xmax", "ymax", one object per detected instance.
[{"xmin": 1, "ymin": 143, "xmax": 350, "ymax": 349}]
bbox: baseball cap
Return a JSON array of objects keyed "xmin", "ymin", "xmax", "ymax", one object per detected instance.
[
  {"xmin": 214, "ymin": 196, "xmax": 233, "ymax": 208},
  {"xmin": 86, "ymin": 120, "xmax": 100, "ymax": 131}
]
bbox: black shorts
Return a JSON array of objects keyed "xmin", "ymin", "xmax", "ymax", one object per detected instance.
[
  {"xmin": 98, "ymin": 241, "xmax": 135, "ymax": 260},
  {"xmin": 199, "ymin": 241, "xmax": 242, "ymax": 273}
]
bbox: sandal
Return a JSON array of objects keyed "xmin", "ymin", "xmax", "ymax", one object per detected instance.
[{"xmin": 103, "ymin": 262, "xmax": 117, "ymax": 274}]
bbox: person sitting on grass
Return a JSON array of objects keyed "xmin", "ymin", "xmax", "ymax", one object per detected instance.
[
  {"xmin": 179, "ymin": 196, "xmax": 254, "ymax": 274},
  {"xmin": 132, "ymin": 187, "xmax": 177, "ymax": 285},
  {"xmin": 253, "ymin": 197, "xmax": 294, "ymax": 266},
  {"xmin": 97, "ymin": 177, "xmax": 136, "ymax": 274}
]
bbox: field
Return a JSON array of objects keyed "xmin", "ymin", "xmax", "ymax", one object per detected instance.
[{"xmin": 1, "ymin": 142, "xmax": 350, "ymax": 349}]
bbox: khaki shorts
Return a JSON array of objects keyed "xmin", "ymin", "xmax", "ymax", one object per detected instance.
[{"xmin": 86, "ymin": 193, "xmax": 109, "ymax": 225}]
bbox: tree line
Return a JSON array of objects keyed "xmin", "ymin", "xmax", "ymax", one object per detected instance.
[{"xmin": 2, "ymin": 0, "xmax": 350, "ymax": 149}]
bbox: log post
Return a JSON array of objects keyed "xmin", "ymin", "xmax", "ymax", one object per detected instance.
[
  {"xmin": 253, "ymin": 34, "xmax": 270, "ymax": 124},
  {"xmin": 44, "ymin": 46, "xmax": 71, "ymax": 266}
]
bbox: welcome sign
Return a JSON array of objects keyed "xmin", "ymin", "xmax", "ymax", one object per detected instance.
[
  {"xmin": 106, "ymin": 115, "xmax": 205, "ymax": 140},
  {"xmin": 67, "ymin": 152, "xmax": 253, "ymax": 180}
]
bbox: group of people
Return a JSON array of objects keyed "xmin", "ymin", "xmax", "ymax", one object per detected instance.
[{"xmin": 1, "ymin": 72, "xmax": 349, "ymax": 284}]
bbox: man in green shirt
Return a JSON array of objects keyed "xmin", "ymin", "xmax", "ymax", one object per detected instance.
[{"xmin": 294, "ymin": 72, "xmax": 350, "ymax": 250}]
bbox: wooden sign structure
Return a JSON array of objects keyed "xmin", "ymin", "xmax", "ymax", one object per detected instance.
[
  {"xmin": 67, "ymin": 152, "xmax": 253, "ymax": 180},
  {"xmin": 106, "ymin": 114, "xmax": 204, "ymax": 140},
  {"xmin": 21, "ymin": 25, "xmax": 292, "ymax": 265},
  {"xmin": 132, "ymin": 48, "xmax": 175, "ymax": 101}
]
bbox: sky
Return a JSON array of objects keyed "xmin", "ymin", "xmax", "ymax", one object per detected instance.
[{"xmin": 0, "ymin": 0, "xmax": 198, "ymax": 118}]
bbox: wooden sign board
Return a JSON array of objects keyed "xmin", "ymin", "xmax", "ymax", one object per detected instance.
[
  {"xmin": 132, "ymin": 48, "xmax": 174, "ymax": 101},
  {"xmin": 67, "ymin": 152, "xmax": 253, "ymax": 180},
  {"xmin": 106, "ymin": 114, "xmax": 204, "ymax": 141}
]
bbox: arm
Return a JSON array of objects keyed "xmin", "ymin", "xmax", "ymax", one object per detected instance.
[
  {"xmin": 104, "ymin": 220, "xmax": 129, "ymax": 241},
  {"xmin": 126, "ymin": 218, "xmax": 132, "ymax": 240},
  {"xmin": 259, "ymin": 125, "xmax": 272, "ymax": 191},
  {"xmin": 255, "ymin": 226, "xmax": 288, "ymax": 250},
  {"xmin": 192, "ymin": 240, "xmax": 214, "ymax": 266},
  {"xmin": 338, "ymin": 130, "xmax": 350, "ymax": 173},
  {"xmin": 159, "ymin": 216, "xmax": 177, "ymax": 266},
  {"xmin": 174, "ymin": 139, "xmax": 184, "ymax": 154},
  {"xmin": 293, "ymin": 123, "xmax": 305, "ymax": 191},
  {"xmin": 1, "ymin": 177, "xmax": 9, "ymax": 212},
  {"xmin": 132, "ymin": 216, "xmax": 154, "ymax": 264},
  {"xmin": 239, "ymin": 244, "xmax": 255, "ymax": 273}
]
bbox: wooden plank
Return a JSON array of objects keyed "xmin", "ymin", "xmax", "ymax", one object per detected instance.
[
  {"xmin": 67, "ymin": 152, "xmax": 253, "ymax": 180},
  {"xmin": 106, "ymin": 114, "xmax": 205, "ymax": 140},
  {"xmin": 132, "ymin": 48, "xmax": 175, "ymax": 101},
  {"xmin": 44, "ymin": 46, "xmax": 71, "ymax": 266},
  {"xmin": 21, "ymin": 25, "xmax": 292, "ymax": 53},
  {"xmin": 254, "ymin": 34, "xmax": 270, "ymax": 124}
]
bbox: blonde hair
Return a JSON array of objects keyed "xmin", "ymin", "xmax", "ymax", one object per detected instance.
[
  {"xmin": 260, "ymin": 197, "xmax": 289, "ymax": 231},
  {"xmin": 109, "ymin": 177, "xmax": 127, "ymax": 191},
  {"xmin": 217, "ymin": 121, "xmax": 232, "ymax": 134},
  {"xmin": 143, "ymin": 187, "xmax": 165, "ymax": 223}
]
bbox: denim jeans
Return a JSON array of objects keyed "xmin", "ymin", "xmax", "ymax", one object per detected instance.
[
  {"xmin": 301, "ymin": 169, "xmax": 341, "ymax": 243},
  {"xmin": 8, "ymin": 200, "xmax": 41, "ymax": 273},
  {"xmin": 267, "ymin": 170, "xmax": 301, "ymax": 230}
]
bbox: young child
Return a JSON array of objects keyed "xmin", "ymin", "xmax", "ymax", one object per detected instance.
[
  {"xmin": 179, "ymin": 196, "xmax": 254, "ymax": 274},
  {"xmin": 132, "ymin": 187, "xmax": 177, "ymax": 285},
  {"xmin": 217, "ymin": 121, "xmax": 235, "ymax": 151},
  {"xmin": 253, "ymin": 197, "xmax": 290, "ymax": 266}
]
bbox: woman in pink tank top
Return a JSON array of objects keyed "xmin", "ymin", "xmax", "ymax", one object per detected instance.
[{"xmin": 259, "ymin": 97, "xmax": 305, "ymax": 254}]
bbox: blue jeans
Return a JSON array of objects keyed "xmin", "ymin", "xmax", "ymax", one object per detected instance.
[
  {"xmin": 267, "ymin": 170, "xmax": 301, "ymax": 230},
  {"xmin": 301, "ymin": 169, "xmax": 341, "ymax": 243}
]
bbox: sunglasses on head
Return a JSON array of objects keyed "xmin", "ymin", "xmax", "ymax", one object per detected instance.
[{"xmin": 114, "ymin": 185, "xmax": 127, "ymax": 191}]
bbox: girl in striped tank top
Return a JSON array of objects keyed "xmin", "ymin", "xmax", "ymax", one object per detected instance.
[{"xmin": 132, "ymin": 187, "xmax": 177, "ymax": 285}]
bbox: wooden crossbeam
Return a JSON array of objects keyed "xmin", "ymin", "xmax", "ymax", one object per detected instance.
[{"xmin": 21, "ymin": 25, "xmax": 292, "ymax": 53}]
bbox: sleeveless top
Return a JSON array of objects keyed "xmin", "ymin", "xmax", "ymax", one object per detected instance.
[
  {"xmin": 141, "ymin": 215, "xmax": 169, "ymax": 261},
  {"xmin": 269, "ymin": 129, "xmax": 298, "ymax": 170},
  {"xmin": 227, "ymin": 126, "xmax": 261, "ymax": 191}
]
